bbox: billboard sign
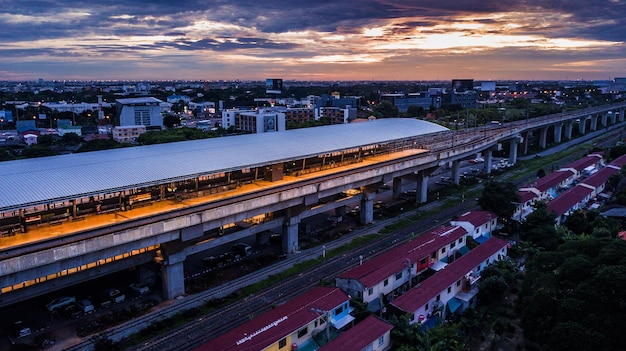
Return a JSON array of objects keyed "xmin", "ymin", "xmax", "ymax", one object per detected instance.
[{"xmin": 265, "ymin": 78, "xmax": 283, "ymax": 95}]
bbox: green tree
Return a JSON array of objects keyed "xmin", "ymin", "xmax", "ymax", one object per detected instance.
[
  {"xmin": 520, "ymin": 202, "xmax": 560, "ymax": 251},
  {"xmin": 61, "ymin": 132, "xmax": 83, "ymax": 146},
  {"xmin": 406, "ymin": 105, "xmax": 424, "ymax": 117},
  {"xmin": 163, "ymin": 114, "xmax": 181, "ymax": 128},
  {"xmin": 477, "ymin": 180, "xmax": 521, "ymax": 220},
  {"xmin": 373, "ymin": 100, "xmax": 399, "ymax": 118}
]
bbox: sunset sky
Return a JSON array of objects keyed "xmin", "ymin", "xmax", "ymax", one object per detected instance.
[{"xmin": 0, "ymin": 0, "xmax": 624, "ymax": 81}]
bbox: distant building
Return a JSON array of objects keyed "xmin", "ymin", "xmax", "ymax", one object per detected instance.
[
  {"xmin": 116, "ymin": 97, "xmax": 163, "ymax": 128},
  {"xmin": 57, "ymin": 119, "xmax": 82, "ymax": 137},
  {"xmin": 222, "ymin": 108, "xmax": 286, "ymax": 133},
  {"xmin": 166, "ymin": 94, "xmax": 191, "ymax": 104},
  {"xmin": 112, "ymin": 125, "xmax": 146, "ymax": 143}
]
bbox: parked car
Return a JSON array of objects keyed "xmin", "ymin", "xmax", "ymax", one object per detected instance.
[
  {"xmin": 129, "ymin": 283, "xmax": 150, "ymax": 295},
  {"xmin": 7, "ymin": 321, "xmax": 31, "ymax": 340},
  {"xmin": 61, "ymin": 303, "xmax": 82, "ymax": 319},
  {"xmin": 46, "ymin": 296, "xmax": 76, "ymax": 312},
  {"xmin": 105, "ymin": 288, "xmax": 126, "ymax": 304},
  {"xmin": 76, "ymin": 299, "xmax": 95, "ymax": 313}
]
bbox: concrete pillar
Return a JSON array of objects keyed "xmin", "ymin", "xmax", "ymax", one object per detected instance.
[
  {"xmin": 508, "ymin": 138, "xmax": 519, "ymax": 165},
  {"xmin": 282, "ymin": 216, "xmax": 300, "ymax": 253},
  {"xmin": 579, "ymin": 118, "xmax": 586, "ymax": 134},
  {"xmin": 158, "ymin": 246, "xmax": 186, "ymax": 300},
  {"xmin": 565, "ymin": 121, "xmax": 573, "ymax": 140},
  {"xmin": 360, "ymin": 192, "xmax": 376, "ymax": 224},
  {"xmin": 523, "ymin": 131, "xmax": 530, "ymax": 155},
  {"xmin": 392, "ymin": 177, "xmax": 402, "ymax": 199},
  {"xmin": 553, "ymin": 122, "xmax": 563, "ymax": 143},
  {"xmin": 619, "ymin": 108, "xmax": 625, "ymax": 122},
  {"xmin": 591, "ymin": 115, "xmax": 598, "ymax": 131},
  {"xmin": 609, "ymin": 111, "xmax": 616, "ymax": 124},
  {"xmin": 601, "ymin": 113, "xmax": 608, "ymax": 128},
  {"xmin": 483, "ymin": 149, "xmax": 493, "ymax": 174},
  {"xmin": 451, "ymin": 160, "xmax": 461, "ymax": 185},
  {"xmin": 416, "ymin": 171, "xmax": 429, "ymax": 204},
  {"xmin": 539, "ymin": 127, "xmax": 548, "ymax": 149}
]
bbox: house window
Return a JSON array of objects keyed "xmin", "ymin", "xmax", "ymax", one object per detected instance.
[
  {"xmin": 396, "ymin": 271, "xmax": 403, "ymax": 280},
  {"xmin": 441, "ymin": 247, "xmax": 446, "ymax": 254},
  {"xmin": 456, "ymin": 280, "xmax": 461, "ymax": 287},
  {"xmin": 298, "ymin": 327, "xmax": 308, "ymax": 338},
  {"xmin": 420, "ymin": 258, "xmax": 427, "ymax": 265},
  {"xmin": 279, "ymin": 338, "xmax": 287, "ymax": 348},
  {"xmin": 379, "ymin": 335, "xmax": 385, "ymax": 345},
  {"xmin": 425, "ymin": 303, "xmax": 429, "ymax": 310},
  {"xmin": 450, "ymin": 241, "xmax": 456, "ymax": 248},
  {"xmin": 369, "ymin": 288, "xmax": 373, "ymax": 295},
  {"xmin": 436, "ymin": 295, "xmax": 440, "ymax": 302},
  {"xmin": 335, "ymin": 305, "xmax": 344, "ymax": 315},
  {"xmin": 384, "ymin": 279, "xmax": 389, "ymax": 286},
  {"xmin": 475, "ymin": 228, "xmax": 479, "ymax": 234},
  {"xmin": 458, "ymin": 238, "xmax": 462, "ymax": 244},
  {"xmin": 448, "ymin": 286, "xmax": 452, "ymax": 293},
  {"xmin": 486, "ymin": 258, "xmax": 490, "ymax": 264}
]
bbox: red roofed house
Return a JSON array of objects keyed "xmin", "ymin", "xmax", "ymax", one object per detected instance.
[
  {"xmin": 546, "ymin": 185, "xmax": 594, "ymax": 225},
  {"xmin": 450, "ymin": 210, "xmax": 497, "ymax": 243},
  {"xmin": 196, "ymin": 286, "xmax": 353, "ymax": 351},
  {"xmin": 389, "ymin": 237, "xmax": 509, "ymax": 327},
  {"xmin": 335, "ymin": 226, "xmax": 468, "ymax": 312},
  {"xmin": 318, "ymin": 315, "xmax": 394, "ymax": 351}
]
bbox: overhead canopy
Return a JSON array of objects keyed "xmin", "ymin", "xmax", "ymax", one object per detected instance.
[
  {"xmin": 331, "ymin": 314, "xmax": 355, "ymax": 329},
  {"xmin": 447, "ymin": 297, "xmax": 463, "ymax": 314},
  {"xmin": 0, "ymin": 118, "xmax": 448, "ymax": 211}
]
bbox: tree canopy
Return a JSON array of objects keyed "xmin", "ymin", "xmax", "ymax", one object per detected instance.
[{"xmin": 478, "ymin": 180, "xmax": 521, "ymax": 220}]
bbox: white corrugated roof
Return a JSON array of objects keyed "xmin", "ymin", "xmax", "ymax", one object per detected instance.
[{"xmin": 0, "ymin": 118, "xmax": 447, "ymax": 210}]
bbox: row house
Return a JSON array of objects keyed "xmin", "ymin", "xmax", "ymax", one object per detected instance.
[
  {"xmin": 389, "ymin": 237, "xmax": 509, "ymax": 328},
  {"xmin": 450, "ymin": 210, "xmax": 498, "ymax": 244},
  {"xmin": 547, "ymin": 186, "xmax": 595, "ymax": 225},
  {"xmin": 335, "ymin": 226, "xmax": 468, "ymax": 312},
  {"xmin": 514, "ymin": 153, "xmax": 604, "ymax": 221},
  {"xmin": 318, "ymin": 315, "xmax": 394, "ymax": 351},
  {"xmin": 198, "ymin": 286, "xmax": 353, "ymax": 351},
  {"xmin": 547, "ymin": 154, "xmax": 626, "ymax": 225}
]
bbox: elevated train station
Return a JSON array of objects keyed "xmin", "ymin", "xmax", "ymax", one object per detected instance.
[{"xmin": 0, "ymin": 118, "xmax": 450, "ymax": 305}]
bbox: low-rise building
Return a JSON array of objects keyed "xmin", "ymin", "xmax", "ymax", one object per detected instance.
[
  {"xmin": 389, "ymin": 237, "xmax": 509, "ymax": 327},
  {"xmin": 112, "ymin": 125, "xmax": 146, "ymax": 143},
  {"xmin": 318, "ymin": 315, "xmax": 394, "ymax": 351},
  {"xmin": 197, "ymin": 286, "xmax": 353, "ymax": 351},
  {"xmin": 336, "ymin": 225, "xmax": 468, "ymax": 311},
  {"xmin": 450, "ymin": 211, "xmax": 498, "ymax": 243}
]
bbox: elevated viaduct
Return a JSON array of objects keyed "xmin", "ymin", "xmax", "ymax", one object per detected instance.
[{"xmin": 0, "ymin": 102, "xmax": 624, "ymax": 307}]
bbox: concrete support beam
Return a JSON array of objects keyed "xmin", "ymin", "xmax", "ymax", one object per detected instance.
[
  {"xmin": 619, "ymin": 108, "xmax": 625, "ymax": 122},
  {"xmin": 601, "ymin": 113, "xmax": 608, "ymax": 128},
  {"xmin": 508, "ymin": 138, "xmax": 519, "ymax": 165},
  {"xmin": 416, "ymin": 170, "xmax": 430, "ymax": 204},
  {"xmin": 158, "ymin": 243, "xmax": 187, "ymax": 300},
  {"xmin": 392, "ymin": 177, "xmax": 403, "ymax": 199},
  {"xmin": 554, "ymin": 122, "xmax": 563, "ymax": 144},
  {"xmin": 282, "ymin": 216, "xmax": 300, "ymax": 254},
  {"xmin": 161, "ymin": 260, "xmax": 185, "ymax": 300},
  {"xmin": 360, "ymin": 192, "xmax": 376, "ymax": 224},
  {"xmin": 539, "ymin": 127, "xmax": 548, "ymax": 149},
  {"xmin": 483, "ymin": 149, "xmax": 493, "ymax": 174},
  {"xmin": 451, "ymin": 160, "xmax": 461, "ymax": 185},
  {"xmin": 523, "ymin": 131, "xmax": 530, "ymax": 155},
  {"xmin": 591, "ymin": 115, "xmax": 598, "ymax": 131},
  {"xmin": 579, "ymin": 118, "xmax": 587, "ymax": 134},
  {"xmin": 565, "ymin": 121, "xmax": 573, "ymax": 140}
]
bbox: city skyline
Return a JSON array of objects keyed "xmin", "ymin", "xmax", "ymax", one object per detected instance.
[{"xmin": 1, "ymin": 1, "xmax": 625, "ymax": 82}]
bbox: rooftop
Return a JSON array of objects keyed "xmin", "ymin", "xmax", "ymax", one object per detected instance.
[{"xmin": 0, "ymin": 118, "xmax": 448, "ymax": 210}]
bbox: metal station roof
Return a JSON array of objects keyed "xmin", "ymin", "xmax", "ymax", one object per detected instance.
[{"xmin": 0, "ymin": 118, "xmax": 448, "ymax": 210}]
